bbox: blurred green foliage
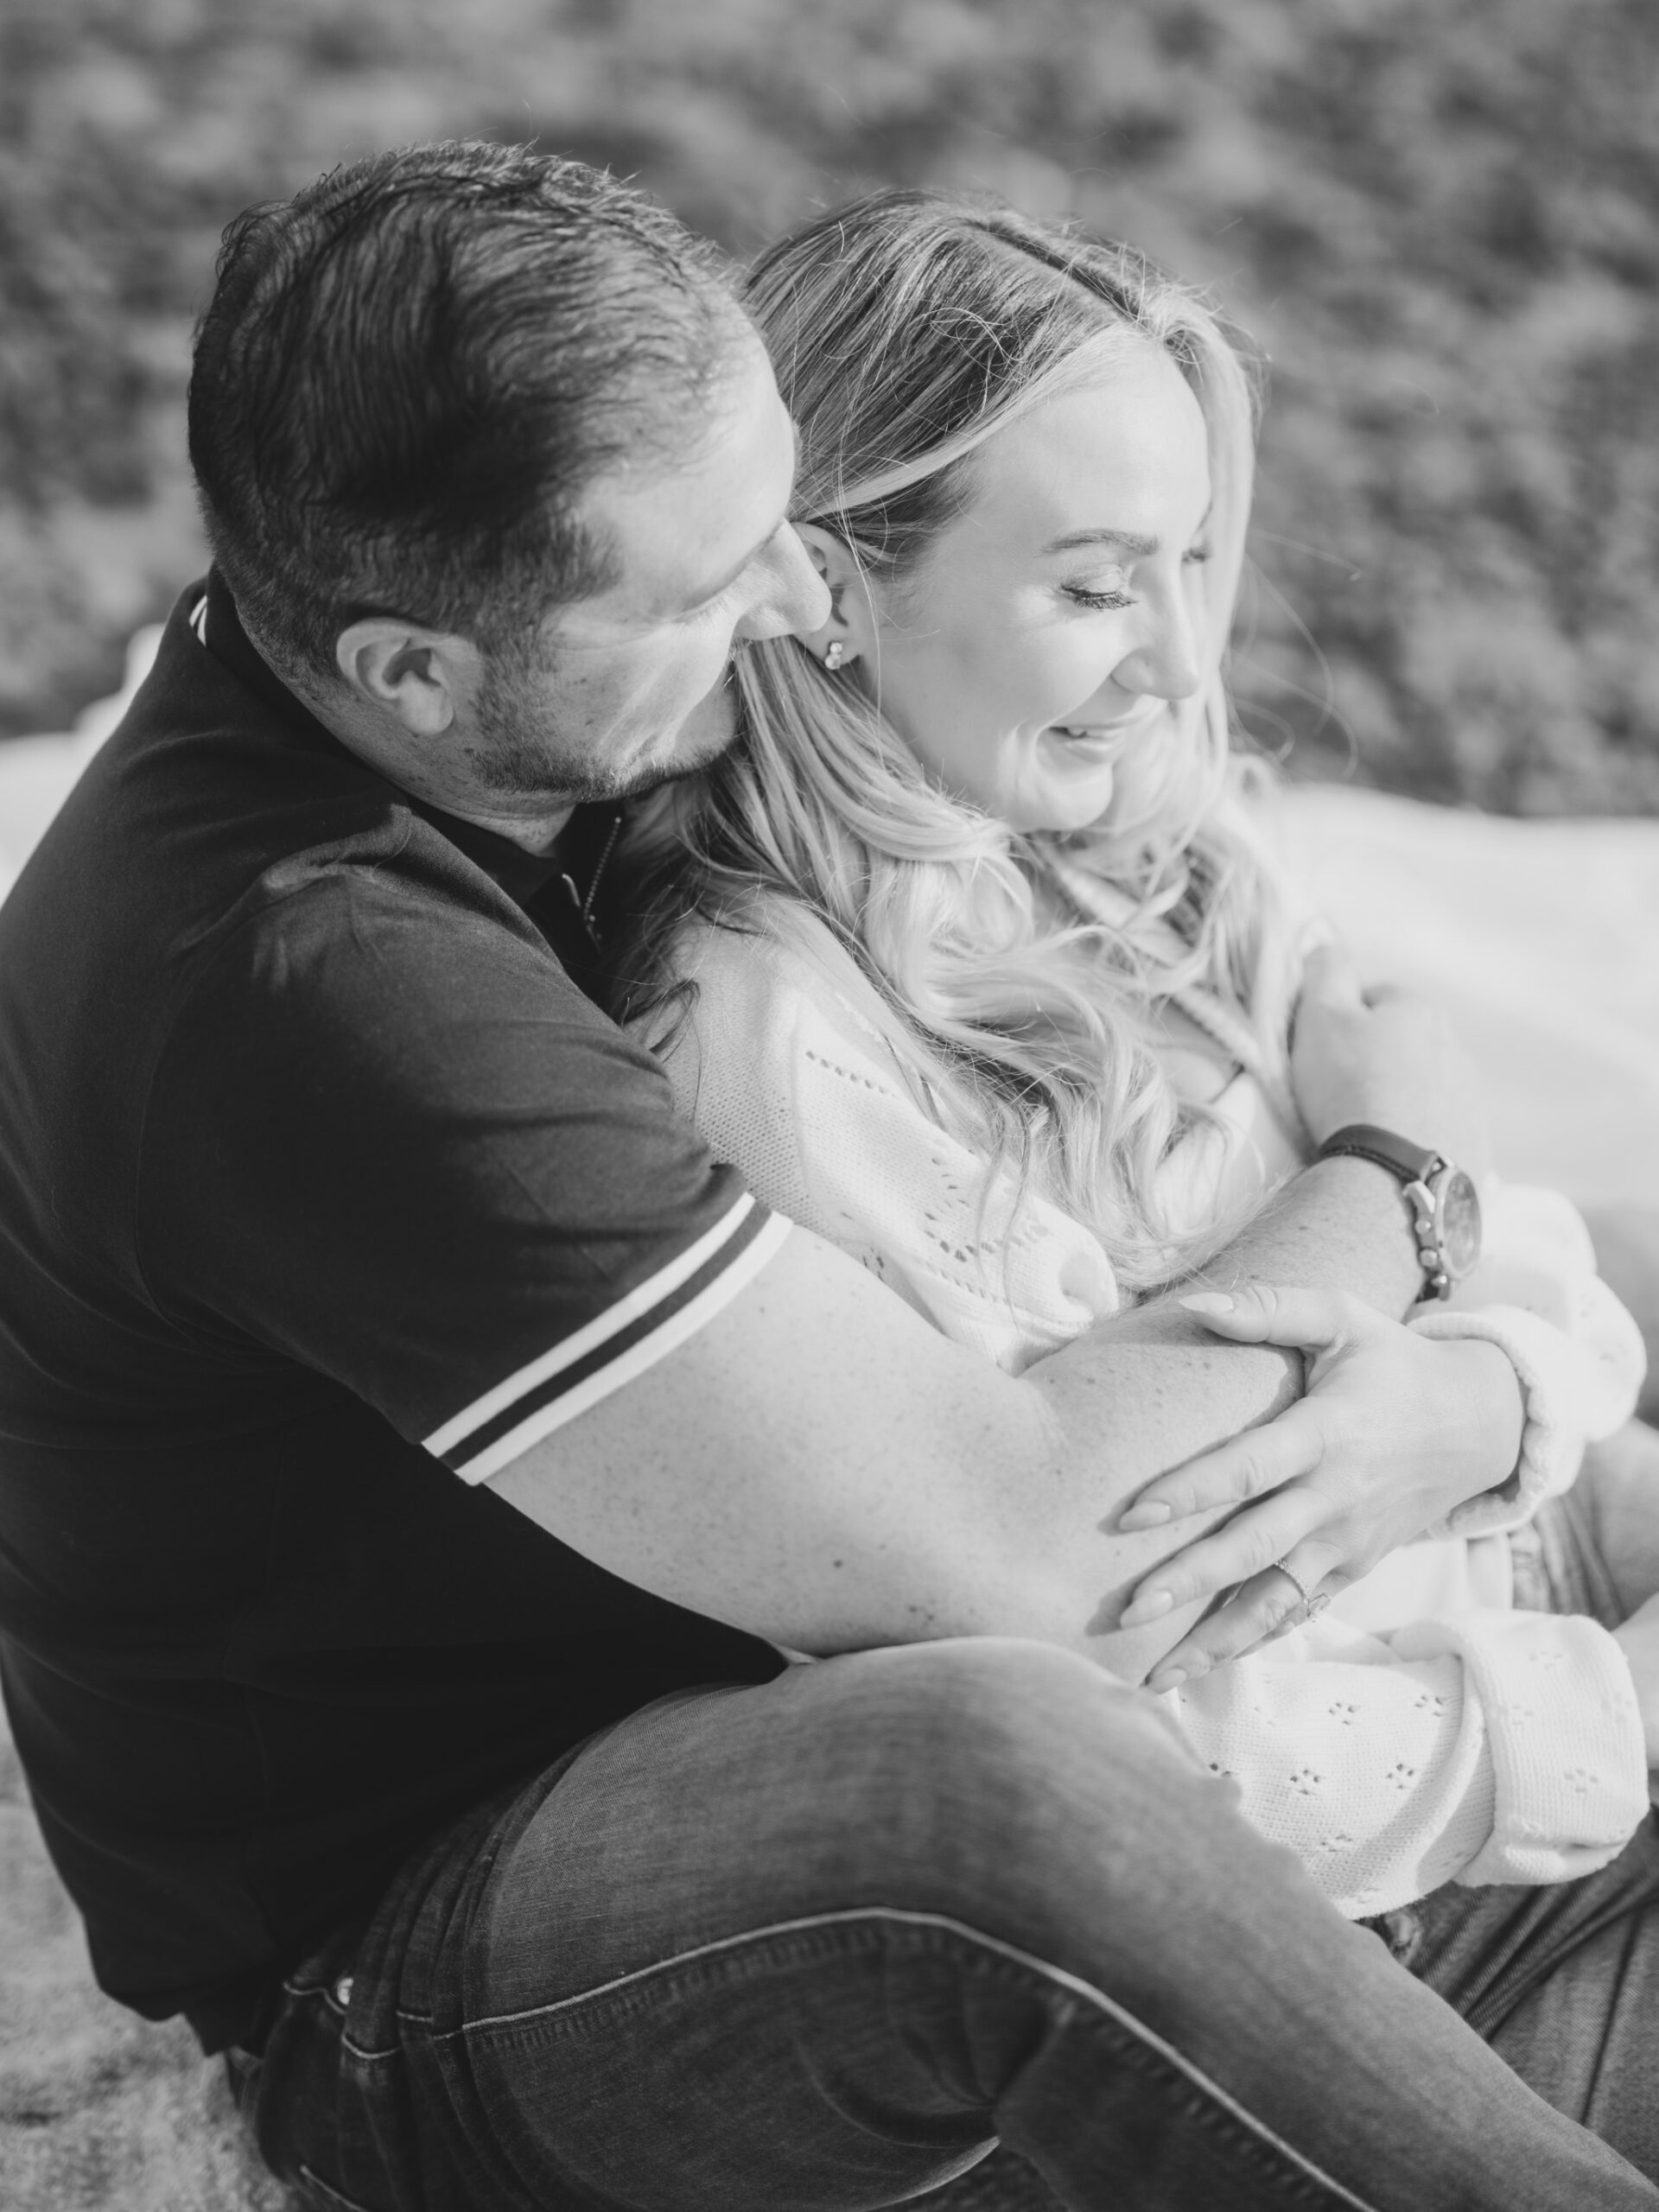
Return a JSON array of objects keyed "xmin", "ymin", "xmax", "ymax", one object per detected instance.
[{"xmin": 2, "ymin": 0, "xmax": 1656, "ymax": 810}]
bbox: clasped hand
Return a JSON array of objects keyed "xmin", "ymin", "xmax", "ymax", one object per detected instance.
[{"xmin": 1114, "ymin": 1284, "xmax": 1525, "ymax": 1694}]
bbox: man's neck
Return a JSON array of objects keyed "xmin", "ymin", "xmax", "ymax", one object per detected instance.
[
  {"xmin": 247, "ymin": 629, "xmax": 576, "ymax": 855},
  {"xmin": 431, "ymin": 801, "xmax": 576, "ymax": 857}
]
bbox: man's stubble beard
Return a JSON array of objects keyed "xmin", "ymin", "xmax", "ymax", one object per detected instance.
[{"xmin": 469, "ymin": 652, "xmax": 741, "ymax": 808}]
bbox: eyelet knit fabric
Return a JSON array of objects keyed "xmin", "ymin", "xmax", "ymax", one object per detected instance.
[{"xmin": 650, "ymin": 911, "xmax": 1650, "ymax": 1914}]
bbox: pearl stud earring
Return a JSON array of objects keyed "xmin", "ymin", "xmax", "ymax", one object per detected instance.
[{"xmin": 823, "ymin": 641, "xmax": 847, "ymax": 673}]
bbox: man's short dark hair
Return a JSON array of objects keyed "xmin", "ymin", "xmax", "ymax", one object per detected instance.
[{"xmin": 188, "ymin": 141, "xmax": 746, "ymax": 687}]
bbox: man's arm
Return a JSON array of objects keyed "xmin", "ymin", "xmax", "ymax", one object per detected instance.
[
  {"xmin": 148, "ymin": 861, "xmax": 1511, "ymax": 1681},
  {"xmin": 490, "ymin": 1151, "xmax": 1518, "ymax": 1680},
  {"xmin": 491, "ymin": 948, "xmax": 1520, "ymax": 1675}
]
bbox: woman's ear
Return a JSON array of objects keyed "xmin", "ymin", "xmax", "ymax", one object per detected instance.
[{"xmin": 793, "ymin": 522, "xmax": 879, "ymax": 673}]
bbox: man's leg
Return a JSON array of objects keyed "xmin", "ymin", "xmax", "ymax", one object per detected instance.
[{"xmin": 249, "ymin": 1637, "xmax": 1655, "ymax": 2211}]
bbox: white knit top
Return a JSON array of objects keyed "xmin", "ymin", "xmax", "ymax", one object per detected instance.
[{"xmin": 649, "ymin": 906, "xmax": 1650, "ymax": 1917}]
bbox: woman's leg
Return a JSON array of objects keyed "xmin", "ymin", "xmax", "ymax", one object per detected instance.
[
  {"xmin": 250, "ymin": 1636, "xmax": 1656, "ymax": 2210},
  {"xmin": 1374, "ymin": 1788, "xmax": 1659, "ymax": 2177},
  {"xmin": 1378, "ymin": 1427, "xmax": 1659, "ymax": 2176}
]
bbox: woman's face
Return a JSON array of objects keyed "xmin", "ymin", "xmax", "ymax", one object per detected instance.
[{"xmin": 861, "ymin": 346, "xmax": 1217, "ymax": 835}]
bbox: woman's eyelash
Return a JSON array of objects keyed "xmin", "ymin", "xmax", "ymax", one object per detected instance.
[
  {"xmin": 1064, "ymin": 543, "xmax": 1212, "ymax": 612},
  {"xmin": 1063, "ymin": 584, "xmax": 1134, "ymax": 612}
]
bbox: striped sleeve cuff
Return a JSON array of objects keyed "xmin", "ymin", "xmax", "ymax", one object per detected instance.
[{"xmin": 424, "ymin": 1194, "xmax": 791, "ymax": 1483}]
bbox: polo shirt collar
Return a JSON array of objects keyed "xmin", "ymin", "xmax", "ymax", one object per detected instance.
[{"xmin": 199, "ymin": 571, "xmax": 601, "ymax": 912}]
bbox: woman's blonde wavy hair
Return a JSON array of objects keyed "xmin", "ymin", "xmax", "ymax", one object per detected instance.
[{"xmin": 609, "ymin": 188, "xmax": 1299, "ymax": 1290}]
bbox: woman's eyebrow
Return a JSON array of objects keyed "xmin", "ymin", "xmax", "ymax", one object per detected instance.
[
  {"xmin": 1039, "ymin": 526, "xmax": 1160, "ymax": 557},
  {"xmin": 1039, "ymin": 501, "xmax": 1214, "ymax": 560}
]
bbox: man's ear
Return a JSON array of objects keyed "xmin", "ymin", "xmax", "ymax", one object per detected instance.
[
  {"xmin": 334, "ymin": 620, "xmax": 481, "ymax": 737},
  {"xmin": 792, "ymin": 523, "xmax": 880, "ymax": 671}
]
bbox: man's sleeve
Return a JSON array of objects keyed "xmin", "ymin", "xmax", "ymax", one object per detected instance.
[{"xmin": 136, "ymin": 879, "xmax": 789, "ymax": 1478}]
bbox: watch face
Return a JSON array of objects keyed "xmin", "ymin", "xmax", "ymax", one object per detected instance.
[{"xmin": 1438, "ymin": 1169, "xmax": 1483, "ymax": 1279}]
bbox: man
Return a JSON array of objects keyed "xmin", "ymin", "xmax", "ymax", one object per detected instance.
[{"xmin": 0, "ymin": 141, "xmax": 1655, "ymax": 2209}]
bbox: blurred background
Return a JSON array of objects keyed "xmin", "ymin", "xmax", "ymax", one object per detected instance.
[
  {"xmin": 1, "ymin": 0, "xmax": 1656, "ymax": 1209},
  {"xmin": 3, "ymin": 0, "xmax": 1658, "ymax": 814},
  {"xmin": 1, "ymin": 21, "xmax": 1656, "ymax": 2206}
]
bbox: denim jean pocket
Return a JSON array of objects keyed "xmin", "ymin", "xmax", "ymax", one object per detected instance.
[{"xmin": 253, "ymin": 1971, "xmax": 411, "ymax": 2212}]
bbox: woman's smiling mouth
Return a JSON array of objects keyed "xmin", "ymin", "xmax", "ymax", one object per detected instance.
[
  {"xmin": 1047, "ymin": 721, "xmax": 1135, "ymax": 750},
  {"xmin": 1047, "ymin": 704, "xmax": 1166, "ymax": 750}
]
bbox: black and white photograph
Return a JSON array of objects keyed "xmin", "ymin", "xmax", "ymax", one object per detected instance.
[{"xmin": 2, "ymin": 3, "xmax": 1658, "ymax": 2207}]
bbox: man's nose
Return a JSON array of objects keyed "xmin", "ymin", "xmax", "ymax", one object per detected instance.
[{"xmin": 735, "ymin": 524, "xmax": 832, "ymax": 644}]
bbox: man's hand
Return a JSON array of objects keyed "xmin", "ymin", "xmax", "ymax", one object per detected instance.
[
  {"xmin": 1291, "ymin": 941, "xmax": 1494, "ymax": 1176},
  {"xmin": 1110, "ymin": 1284, "xmax": 1525, "ymax": 1693}
]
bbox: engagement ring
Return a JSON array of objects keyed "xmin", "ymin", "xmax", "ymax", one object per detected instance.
[{"xmin": 1274, "ymin": 1559, "xmax": 1331, "ymax": 1624}]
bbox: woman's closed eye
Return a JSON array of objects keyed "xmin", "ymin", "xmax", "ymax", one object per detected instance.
[
  {"xmin": 1062, "ymin": 580, "xmax": 1134, "ymax": 613},
  {"xmin": 1060, "ymin": 541, "xmax": 1212, "ymax": 615}
]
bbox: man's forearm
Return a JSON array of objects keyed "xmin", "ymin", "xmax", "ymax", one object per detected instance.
[
  {"xmin": 1188, "ymin": 1153, "xmax": 1426, "ymax": 1317},
  {"xmin": 491, "ymin": 1172, "xmax": 1505, "ymax": 1675},
  {"xmin": 1033, "ymin": 1153, "xmax": 1421, "ymax": 1458}
]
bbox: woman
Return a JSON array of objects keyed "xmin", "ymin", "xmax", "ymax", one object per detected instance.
[{"xmin": 606, "ymin": 189, "xmax": 1649, "ymax": 1917}]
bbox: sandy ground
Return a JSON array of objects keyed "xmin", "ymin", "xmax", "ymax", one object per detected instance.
[
  {"xmin": 1275, "ymin": 789, "xmax": 1659, "ymax": 1211},
  {"xmin": 1, "ymin": 654, "xmax": 1656, "ymax": 2209},
  {"xmin": 0, "ymin": 1713, "xmax": 291, "ymax": 2210}
]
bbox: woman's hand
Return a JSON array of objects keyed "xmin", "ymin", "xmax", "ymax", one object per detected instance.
[
  {"xmin": 1291, "ymin": 941, "xmax": 1493, "ymax": 1176},
  {"xmin": 1113, "ymin": 1283, "xmax": 1524, "ymax": 1693}
]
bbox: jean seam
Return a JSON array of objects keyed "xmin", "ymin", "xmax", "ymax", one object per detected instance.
[
  {"xmin": 278, "ymin": 1974, "xmax": 400, "ymax": 2064},
  {"xmin": 460, "ymin": 1904, "xmax": 1381, "ymax": 2210},
  {"xmin": 1039, "ymin": 1999, "xmax": 1365, "ymax": 2210},
  {"xmin": 283, "ymin": 1974, "xmax": 346, "ymax": 2012},
  {"xmin": 297, "ymin": 2160, "xmax": 384, "ymax": 2212},
  {"xmin": 340, "ymin": 2033, "xmax": 401, "ymax": 2064}
]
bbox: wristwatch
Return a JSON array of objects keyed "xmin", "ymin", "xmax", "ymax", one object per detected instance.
[{"xmin": 1313, "ymin": 1122, "xmax": 1482, "ymax": 1301}]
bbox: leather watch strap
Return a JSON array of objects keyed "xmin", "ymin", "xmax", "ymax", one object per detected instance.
[
  {"xmin": 1313, "ymin": 1122, "xmax": 1481, "ymax": 1302},
  {"xmin": 1314, "ymin": 1122, "xmax": 1443, "ymax": 1183}
]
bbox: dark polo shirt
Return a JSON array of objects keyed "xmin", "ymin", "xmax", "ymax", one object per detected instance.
[{"xmin": 0, "ymin": 575, "xmax": 785, "ymax": 2050}]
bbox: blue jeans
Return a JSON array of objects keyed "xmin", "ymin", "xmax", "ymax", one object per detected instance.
[{"xmin": 236, "ymin": 1440, "xmax": 1659, "ymax": 2212}]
